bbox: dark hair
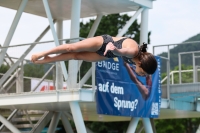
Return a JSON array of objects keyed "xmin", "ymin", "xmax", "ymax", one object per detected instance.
[{"xmin": 137, "ymin": 42, "xmax": 157, "ymax": 74}]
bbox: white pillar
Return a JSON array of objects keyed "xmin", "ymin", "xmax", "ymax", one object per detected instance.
[
  {"xmin": 16, "ymin": 63, "xmax": 24, "ymax": 93},
  {"xmin": 68, "ymin": 0, "xmax": 87, "ymax": 133},
  {"xmin": 68, "ymin": 0, "xmax": 81, "ymax": 87},
  {"xmin": 142, "ymin": 118, "xmax": 153, "ymax": 133},
  {"xmin": 140, "ymin": 8, "xmax": 149, "ymax": 45},
  {"xmin": 126, "ymin": 117, "xmax": 140, "ymax": 133},
  {"xmin": 56, "ymin": 20, "xmax": 64, "ymax": 90}
]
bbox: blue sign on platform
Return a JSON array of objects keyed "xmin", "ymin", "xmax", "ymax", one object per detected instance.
[{"xmin": 95, "ymin": 56, "xmax": 161, "ymax": 118}]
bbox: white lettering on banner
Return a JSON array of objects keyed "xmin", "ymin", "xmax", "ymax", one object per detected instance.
[
  {"xmin": 114, "ymin": 97, "xmax": 138, "ymax": 111},
  {"xmin": 110, "ymin": 83, "xmax": 124, "ymax": 95},
  {"xmin": 97, "ymin": 61, "xmax": 119, "ymax": 71},
  {"xmin": 98, "ymin": 82, "xmax": 109, "ymax": 92},
  {"xmin": 98, "ymin": 82, "xmax": 124, "ymax": 95}
]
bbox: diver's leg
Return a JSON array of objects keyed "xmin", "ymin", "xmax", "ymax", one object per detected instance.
[
  {"xmin": 34, "ymin": 52, "xmax": 107, "ymax": 64},
  {"xmin": 31, "ymin": 36, "xmax": 103, "ymax": 62}
]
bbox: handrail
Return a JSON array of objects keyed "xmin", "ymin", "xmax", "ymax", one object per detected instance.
[
  {"xmin": 161, "ymin": 69, "xmax": 200, "ymax": 84},
  {"xmin": 0, "ymin": 37, "xmax": 85, "ymax": 49},
  {"xmin": 153, "ymin": 40, "xmax": 200, "ymax": 48}
]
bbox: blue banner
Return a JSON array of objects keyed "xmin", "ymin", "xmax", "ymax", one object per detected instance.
[{"xmin": 96, "ymin": 56, "xmax": 161, "ymax": 118}]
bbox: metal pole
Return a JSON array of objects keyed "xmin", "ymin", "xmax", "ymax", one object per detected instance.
[
  {"xmin": 42, "ymin": 0, "xmax": 68, "ymax": 81},
  {"xmin": 16, "ymin": 62, "xmax": 24, "ymax": 93},
  {"xmin": 117, "ymin": 8, "xmax": 144, "ymax": 37},
  {"xmin": 56, "ymin": 20, "xmax": 64, "ymax": 90},
  {"xmin": 92, "ymin": 63, "xmax": 96, "ymax": 89},
  {"xmin": 178, "ymin": 53, "xmax": 182, "ymax": 84},
  {"xmin": 47, "ymin": 112, "xmax": 61, "ymax": 133},
  {"xmin": 0, "ymin": 0, "xmax": 28, "ymax": 66},
  {"xmin": 195, "ymin": 66, "xmax": 198, "ymax": 82},
  {"xmin": 0, "ymin": 115, "xmax": 21, "ymax": 133},
  {"xmin": 126, "ymin": 117, "xmax": 140, "ymax": 133},
  {"xmin": 167, "ymin": 59, "xmax": 170, "ymax": 103},
  {"xmin": 68, "ymin": 0, "xmax": 81, "ymax": 87},
  {"xmin": 68, "ymin": 0, "xmax": 87, "ymax": 132},
  {"xmin": 193, "ymin": 53, "xmax": 195, "ymax": 83},
  {"xmin": 61, "ymin": 114, "xmax": 74, "ymax": 133},
  {"xmin": 142, "ymin": 118, "xmax": 153, "ymax": 133},
  {"xmin": 140, "ymin": 8, "xmax": 148, "ymax": 45},
  {"xmin": 172, "ymin": 72, "xmax": 174, "ymax": 84}
]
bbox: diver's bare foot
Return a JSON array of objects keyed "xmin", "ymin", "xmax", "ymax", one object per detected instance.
[
  {"xmin": 31, "ymin": 53, "xmax": 44, "ymax": 63},
  {"xmin": 34, "ymin": 55, "xmax": 51, "ymax": 64}
]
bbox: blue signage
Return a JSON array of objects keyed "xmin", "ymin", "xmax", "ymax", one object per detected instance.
[{"xmin": 95, "ymin": 56, "xmax": 161, "ymax": 118}]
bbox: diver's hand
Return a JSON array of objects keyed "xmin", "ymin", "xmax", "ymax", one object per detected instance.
[{"xmin": 104, "ymin": 42, "xmax": 116, "ymax": 56}]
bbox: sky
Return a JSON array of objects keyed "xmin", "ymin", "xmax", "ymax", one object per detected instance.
[{"xmin": 0, "ymin": 0, "xmax": 200, "ymax": 59}]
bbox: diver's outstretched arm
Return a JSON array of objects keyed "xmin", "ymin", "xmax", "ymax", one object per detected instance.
[{"xmin": 124, "ymin": 62, "xmax": 150, "ymax": 100}]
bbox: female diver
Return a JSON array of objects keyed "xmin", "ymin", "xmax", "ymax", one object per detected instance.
[{"xmin": 31, "ymin": 34, "xmax": 157, "ymax": 75}]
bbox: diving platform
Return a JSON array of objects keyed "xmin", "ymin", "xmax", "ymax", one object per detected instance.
[{"xmin": 0, "ymin": 86, "xmax": 200, "ymax": 122}]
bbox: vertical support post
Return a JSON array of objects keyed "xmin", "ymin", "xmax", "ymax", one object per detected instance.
[
  {"xmin": 140, "ymin": 8, "xmax": 148, "ymax": 45},
  {"xmin": 61, "ymin": 113, "xmax": 74, "ymax": 133},
  {"xmin": 195, "ymin": 66, "xmax": 198, "ymax": 82},
  {"xmin": 178, "ymin": 53, "xmax": 182, "ymax": 84},
  {"xmin": 193, "ymin": 53, "xmax": 195, "ymax": 83},
  {"xmin": 68, "ymin": 0, "xmax": 81, "ymax": 87},
  {"xmin": 142, "ymin": 118, "xmax": 153, "ymax": 133},
  {"xmin": 42, "ymin": 0, "xmax": 68, "ymax": 81},
  {"xmin": 0, "ymin": 115, "xmax": 21, "ymax": 133},
  {"xmin": 139, "ymin": 8, "xmax": 154, "ymax": 133},
  {"xmin": 0, "ymin": 0, "xmax": 28, "ymax": 66},
  {"xmin": 92, "ymin": 63, "xmax": 96, "ymax": 90},
  {"xmin": 47, "ymin": 112, "xmax": 61, "ymax": 133},
  {"xmin": 56, "ymin": 20, "xmax": 64, "ymax": 90},
  {"xmin": 171, "ymin": 72, "xmax": 174, "ymax": 84},
  {"xmin": 166, "ymin": 59, "xmax": 170, "ymax": 102},
  {"xmin": 127, "ymin": 117, "xmax": 140, "ymax": 133},
  {"xmin": 68, "ymin": 0, "xmax": 87, "ymax": 133},
  {"xmin": 16, "ymin": 62, "xmax": 24, "ymax": 93}
]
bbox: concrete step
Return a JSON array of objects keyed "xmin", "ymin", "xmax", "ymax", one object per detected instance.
[
  {"xmin": 18, "ymin": 110, "xmax": 45, "ymax": 115},
  {"xmin": 14, "ymin": 124, "xmax": 34, "ymax": 128},
  {"xmin": 12, "ymin": 117, "xmax": 40, "ymax": 122}
]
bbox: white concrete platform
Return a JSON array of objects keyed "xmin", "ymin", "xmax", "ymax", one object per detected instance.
[
  {"xmin": 0, "ymin": 0, "xmax": 153, "ymax": 20},
  {"xmin": 0, "ymin": 89, "xmax": 200, "ymax": 122}
]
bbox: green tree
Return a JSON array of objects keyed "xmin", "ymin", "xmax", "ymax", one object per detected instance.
[{"xmin": 0, "ymin": 64, "xmax": 9, "ymax": 74}]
